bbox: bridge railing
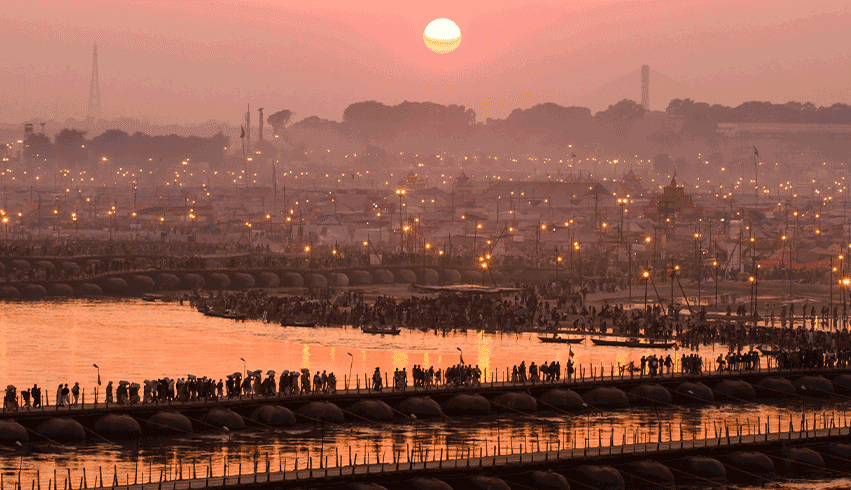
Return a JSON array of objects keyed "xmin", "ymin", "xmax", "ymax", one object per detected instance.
[
  {"xmin": 2, "ymin": 360, "xmax": 846, "ymax": 415},
  {"xmin": 9, "ymin": 405, "xmax": 850, "ymax": 490}
]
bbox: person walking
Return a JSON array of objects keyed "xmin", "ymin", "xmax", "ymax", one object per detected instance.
[
  {"xmin": 71, "ymin": 382, "xmax": 80, "ymax": 406},
  {"xmin": 31, "ymin": 384, "xmax": 41, "ymax": 408}
]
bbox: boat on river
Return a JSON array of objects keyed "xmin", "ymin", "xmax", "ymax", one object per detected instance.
[
  {"xmin": 591, "ymin": 338, "xmax": 675, "ymax": 349},
  {"xmin": 280, "ymin": 320, "xmax": 317, "ymax": 328},
  {"xmin": 538, "ymin": 335, "xmax": 584, "ymax": 344},
  {"xmin": 203, "ymin": 309, "xmax": 247, "ymax": 321},
  {"xmin": 361, "ymin": 325, "xmax": 402, "ymax": 335}
]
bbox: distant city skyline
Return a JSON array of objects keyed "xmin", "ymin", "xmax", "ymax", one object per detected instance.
[{"xmin": 2, "ymin": 0, "xmax": 849, "ymax": 125}]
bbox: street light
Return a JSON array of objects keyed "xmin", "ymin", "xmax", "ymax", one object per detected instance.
[
  {"xmin": 347, "ymin": 352, "xmax": 353, "ymax": 390},
  {"xmin": 642, "ymin": 270, "xmax": 650, "ymax": 315},
  {"xmin": 456, "ymin": 347, "xmax": 463, "ymax": 365},
  {"xmin": 240, "ymin": 357, "xmax": 246, "ymax": 379}
]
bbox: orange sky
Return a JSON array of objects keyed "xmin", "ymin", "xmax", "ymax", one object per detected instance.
[{"xmin": 2, "ymin": 0, "xmax": 849, "ymax": 125}]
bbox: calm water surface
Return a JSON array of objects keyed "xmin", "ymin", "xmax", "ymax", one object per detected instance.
[{"xmin": 0, "ymin": 299, "xmax": 846, "ymax": 489}]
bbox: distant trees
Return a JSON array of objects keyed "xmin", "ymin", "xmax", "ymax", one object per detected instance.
[
  {"xmin": 595, "ymin": 99, "xmax": 646, "ymax": 140},
  {"xmin": 54, "ymin": 129, "xmax": 88, "ymax": 163},
  {"xmin": 267, "ymin": 109, "xmax": 294, "ymax": 137},
  {"xmin": 23, "ymin": 133, "xmax": 52, "ymax": 160},
  {"xmin": 653, "ymin": 153, "xmax": 674, "ymax": 174},
  {"xmin": 342, "ymin": 101, "xmax": 476, "ymax": 129},
  {"xmin": 667, "ymin": 98, "xmax": 851, "ymax": 124}
]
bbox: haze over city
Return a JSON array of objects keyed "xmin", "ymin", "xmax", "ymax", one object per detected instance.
[{"xmin": 2, "ymin": 0, "xmax": 850, "ymax": 125}]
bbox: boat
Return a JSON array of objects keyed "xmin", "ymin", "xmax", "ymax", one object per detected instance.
[
  {"xmin": 591, "ymin": 338, "xmax": 676, "ymax": 349},
  {"xmin": 538, "ymin": 336, "xmax": 584, "ymax": 344},
  {"xmin": 142, "ymin": 293, "xmax": 165, "ymax": 302},
  {"xmin": 280, "ymin": 320, "xmax": 317, "ymax": 328},
  {"xmin": 204, "ymin": 310, "xmax": 247, "ymax": 321},
  {"xmin": 756, "ymin": 346, "xmax": 780, "ymax": 357},
  {"xmin": 361, "ymin": 325, "xmax": 401, "ymax": 335}
]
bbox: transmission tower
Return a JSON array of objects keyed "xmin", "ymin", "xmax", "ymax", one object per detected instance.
[{"xmin": 87, "ymin": 44, "xmax": 102, "ymax": 121}]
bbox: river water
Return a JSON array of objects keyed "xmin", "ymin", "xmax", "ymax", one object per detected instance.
[{"xmin": 0, "ymin": 299, "xmax": 848, "ymax": 489}]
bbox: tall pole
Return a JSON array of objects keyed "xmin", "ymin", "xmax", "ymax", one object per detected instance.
[
  {"xmin": 628, "ymin": 241, "xmax": 632, "ymax": 303},
  {"xmin": 754, "ymin": 148, "xmax": 758, "ymax": 206}
]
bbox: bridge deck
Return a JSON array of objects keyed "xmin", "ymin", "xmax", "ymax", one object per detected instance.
[
  {"xmin": 2, "ymin": 366, "xmax": 848, "ymax": 421},
  {"xmin": 73, "ymin": 425, "xmax": 851, "ymax": 490}
]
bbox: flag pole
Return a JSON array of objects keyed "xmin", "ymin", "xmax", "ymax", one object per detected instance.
[
  {"xmin": 240, "ymin": 125, "xmax": 247, "ymax": 188},
  {"xmin": 753, "ymin": 147, "xmax": 759, "ymax": 206}
]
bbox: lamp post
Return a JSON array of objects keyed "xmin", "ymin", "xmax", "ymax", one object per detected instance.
[
  {"xmin": 347, "ymin": 352, "xmax": 353, "ymax": 390},
  {"xmin": 396, "ymin": 189, "xmax": 406, "ymax": 254},
  {"xmin": 669, "ymin": 263, "xmax": 679, "ymax": 312},
  {"xmin": 713, "ymin": 260, "xmax": 719, "ymax": 308},
  {"xmin": 642, "ymin": 270, "xmax": 650, "ymax": 316},
  {"xmin": 456, "ymin": 347, "xmax": 463, "ymax": 365},
  {"xmin": 240, "ymin": 357, "xmax": 246, "ymax": 380},
  {"xmin": 556, "ymin": 254, "xmax": 562, "ymax": 282},
  {"xmin": 574, "ymin": 241, "xmax": 581, "ymax": 284},
  {"xmin": 749, "ymin": 275, "xmax": 755, "ymax": 326},
  {"xmin": 93, "ymin": 363, "xmax": 100, "ymax": 404}
]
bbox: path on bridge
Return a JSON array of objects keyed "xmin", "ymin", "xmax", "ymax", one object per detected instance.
[
  {"xmin": 0, "ymin": 363, "xmax": 843, "ymax": 421},
  {"xmin": 34, "ymin": 416, "xmax": 851, "ymax": 490}
]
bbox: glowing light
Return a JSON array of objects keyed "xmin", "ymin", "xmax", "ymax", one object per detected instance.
[{"xmin": 423, "ymin": 18, "xmax": 461, "ymax": 53}]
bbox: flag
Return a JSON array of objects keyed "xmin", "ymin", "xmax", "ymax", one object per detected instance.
[
  {"xmin": 240, "ymin": 126, "xmax": 245, "ymax": 139},
  {"xmin": 753, "ymin": 146, "xmax": 759, "ymax": 157}
]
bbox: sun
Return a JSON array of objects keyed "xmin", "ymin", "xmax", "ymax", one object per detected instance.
[{"xmin": 423, "ymin": 18, "xmax": 461, "ymax": 54}]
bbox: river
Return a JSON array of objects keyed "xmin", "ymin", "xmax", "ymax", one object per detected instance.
[{"xmin": 0, "ymin": 299, "xmax": 847, "ymax": 489}]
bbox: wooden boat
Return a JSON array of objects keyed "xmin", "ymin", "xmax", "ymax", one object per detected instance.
[
  {"xmin": 756, "ymin": 347, "xmax": 780, "ymax": 357},
  {"xmin": 591, "ymin": 338, "xmax": 676, "ymax": 349},
  {"xmin": 538, "ymin": 336, "xmax": 584, "ymax": 344},
  {"xmin": 204, "ymin": 310, "xmax": 247, "ymax": 321},
  {"xmin": 361, "ymin": 325, "xmax": 401, "ymax": 335},
  {"xmin": 280, "ymin": 320, "xmax": 317, "ymax": 328},
  {"xmin": 142, "ymin": 293, "xmax": 165, "ymax": 302}
]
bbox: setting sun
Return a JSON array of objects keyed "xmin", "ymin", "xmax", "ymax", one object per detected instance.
[{"xmin": 423, "ymin": 18, "xmax": 461, "ymax": 54}]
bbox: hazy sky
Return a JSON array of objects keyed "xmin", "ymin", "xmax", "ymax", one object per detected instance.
[{"xmin": 2, "ymin": 0, "xmax": 849, "ymax": 125}]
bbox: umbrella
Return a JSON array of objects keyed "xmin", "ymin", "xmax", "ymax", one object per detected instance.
[
  {"xmin": 226, "ymin": 374, "xmax": 234, "ymax": 379},
  {"xmin": 130, "ymin": 383, "xmax": 140, "ymax": 389},
  {"xmin": 6, "ymin": 385, "xmax": 14, "ymax": 390},
  {"xmin": 119, "ymin": 380, "xmax": 130, "ymax": 385},
  {"xmin": 233, "ymin": 372, "xmax": 241, "ymax": 378},
  {"xmin": 252, "ymin": 369, "xmax": 262, "ymax": 376},
  {"xmin": 187, "ymin": 374, "xmax": 197, "ymax": 380}
]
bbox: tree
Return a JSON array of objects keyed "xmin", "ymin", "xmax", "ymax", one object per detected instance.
[
  {"xmin": 53, "ymin": 129, "xmax": 88, "ymax": 163},
  {"xmin": 267, "ymin": 110, "xmax": 294, "ymax": 137},
  {"xmin": 90, "ymin": 129, "xmax": 132, "ymax": 158},
  {"xmin": 23, "ymin": 133, "xmax": 52, "ymax": 160},
  {"xmin": 653, "ymin": 153, "xmax": 674, "ymax": 175},
  {"xmin": 596, "ymin": 99, "xmax": 646, "ymax": 140}
]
